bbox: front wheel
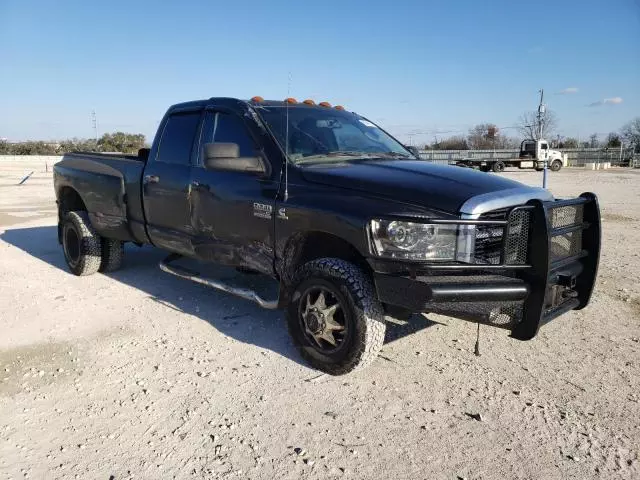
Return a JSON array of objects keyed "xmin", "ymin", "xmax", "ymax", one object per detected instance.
[
  {"xmin": 550, "ymin": 160, "xmax": 563, "ymax": 172},
  {"xmin": 286, "ymin": 258, "xmax": 386, "ymax": 375}
]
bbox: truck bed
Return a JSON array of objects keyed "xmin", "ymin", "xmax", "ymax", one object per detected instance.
[{"xmin": 53, "ymin": 152, "xmax": 150, "ymax": 244}]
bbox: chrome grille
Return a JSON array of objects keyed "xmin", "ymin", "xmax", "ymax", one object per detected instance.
[
  {"xmin": 474, "ymin": 208, "xmax": 531, "ymax": 265},
  {"xmin": 475, "ymin": 209, "xmax": 508, "ymax": 264}
]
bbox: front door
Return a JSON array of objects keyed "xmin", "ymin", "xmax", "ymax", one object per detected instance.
[
  {"xmin": 143, "ymin": 109, "xmax": 202, "ymax": 255},
  {"xmin": 539, "ymin": 142, "xmax": 549, "ymax": 162},
  {"xmin": 189, "ymin": 110, "xmax": 278, "ymax": 275}
]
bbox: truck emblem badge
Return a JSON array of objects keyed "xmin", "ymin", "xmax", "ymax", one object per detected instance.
[
  {"xmin": 277, "ymin": 207, "xmax": 288, "ymax": 220},
  {"xmin": 253, "ymin": 203, "xmax": 272, "ymax": 219}
]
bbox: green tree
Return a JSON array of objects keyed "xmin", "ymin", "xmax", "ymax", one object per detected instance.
[
  {"xmin": 59, "ymin": 138, "xmax": 98, "ymax": 153},
  {"xmin": 97, "ymin": 132, "xmax": 146, "ymax": 153}
]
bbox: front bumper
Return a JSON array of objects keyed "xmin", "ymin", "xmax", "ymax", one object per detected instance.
[{"xmin": 372, "ymin": 193, "xmax": 601, "ymax": 340}]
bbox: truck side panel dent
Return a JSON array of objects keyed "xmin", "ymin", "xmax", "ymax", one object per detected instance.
[{"xmin": 273, "ymin": 172, "xmax": 454, "ymax": 288}]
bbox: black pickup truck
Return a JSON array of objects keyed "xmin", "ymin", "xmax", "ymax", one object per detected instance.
[{"xmin": 53, "ymin": 97, "xmax": 601, "ymax": 374}]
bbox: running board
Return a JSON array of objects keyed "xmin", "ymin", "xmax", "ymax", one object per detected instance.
[{"xmin": 159, "ymin": 254, "xmax": 279, "ymax": 310}]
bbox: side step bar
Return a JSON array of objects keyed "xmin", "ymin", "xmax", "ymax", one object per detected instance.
[{"xmin": 159, "ymin": 254, "xmax": 279, "ymax": 310}]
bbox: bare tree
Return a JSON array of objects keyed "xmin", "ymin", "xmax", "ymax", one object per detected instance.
[
  {"xmin": 432, "ymin": 136, "xmax": 469, "ymax": 150},
  {"xmin": 468, "ymin": 123, "xmax": 498, "ymax": 149},
  {"xmin": 517, "ymin": 110, "xmax": 558, "ymax": 140},
  {"xmin": 559, "ymin": 137, "xmax": 579, "ymax": 148},
  {"xmin": 605, "ymin": 133, "xmax": 621, "ymax": 148},
  {"xmin": 621, "ymin": 117, "xmax": 640, "ymax": 152}
]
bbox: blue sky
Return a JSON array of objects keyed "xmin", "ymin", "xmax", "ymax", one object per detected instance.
[{"xmin": 1, "ymin": 0, "xmax": 639, "ymax": 144}]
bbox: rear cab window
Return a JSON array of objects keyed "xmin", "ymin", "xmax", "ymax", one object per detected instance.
[{"xmin": 156, "ymin": 111, "xmax": 202, "ymax": 165}]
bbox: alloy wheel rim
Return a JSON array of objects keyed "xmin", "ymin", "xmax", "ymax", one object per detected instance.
[{"xmin": 298, "ymin": 286, "xmax": 347, "ymax": 353}]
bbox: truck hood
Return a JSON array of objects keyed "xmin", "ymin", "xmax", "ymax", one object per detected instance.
[{"xmin": 299, "ymin": 160, "xmax": 553, "ymax": 214}]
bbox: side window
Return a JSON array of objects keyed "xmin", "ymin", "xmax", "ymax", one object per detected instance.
[
  {"xmin": 156, "ymin": 112, "xmax": 201, "ymax": 165},
  {"xmin": 201, "ymin": 112, "xmax": 256, "ymax": 159},
  {"xmin": 541, "ymin": 143, "xmax": 548, "ymax": 150}
]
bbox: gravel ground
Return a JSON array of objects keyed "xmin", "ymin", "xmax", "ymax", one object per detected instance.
[{"xmin": 0, "ymin": 164, "xmax": 639, "ymax": 480}]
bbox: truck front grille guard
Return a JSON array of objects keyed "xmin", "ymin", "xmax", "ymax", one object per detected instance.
[
  {"xmin": 511, "ymin": 193, "xmax": 601, "ymax": 340},
  {"xmin": 415, "ymin": 193, "xmax": 600, "ymax": 335}
]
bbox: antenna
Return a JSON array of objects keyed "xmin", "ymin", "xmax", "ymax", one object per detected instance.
[{"xmin": 284, "ymin": 72, "xmax": 291, "ymax": 202}]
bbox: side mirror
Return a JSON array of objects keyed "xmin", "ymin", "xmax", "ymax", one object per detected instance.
[
  {"xmin": 203, "ymin": 143, "xmax": 268, "ymax": 175},
  {"xmin": 138, "ymin": 148, "xmax": 150, "ymax": 162},
  {"xmin": 405, "ymin": 145, "xmax": 420, "ymax": 158}
]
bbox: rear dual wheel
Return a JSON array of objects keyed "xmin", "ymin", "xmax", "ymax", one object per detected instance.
[{"xmin": 61, "ymin": 211, "xmax": 124, "ymax": 276}]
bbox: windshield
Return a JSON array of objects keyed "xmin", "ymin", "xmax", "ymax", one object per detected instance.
[{"xmin": 255, "ymin": 105, "xmax": 411, "ymax": 164}]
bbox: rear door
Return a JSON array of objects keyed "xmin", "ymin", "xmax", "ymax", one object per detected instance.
[
  {"xmin": 143, "ymin": 109, "xmax": 202, "ymax": 254},
  {"xmin": 189, "ymin": 109, "xmax": 278, "ymax": 274}
]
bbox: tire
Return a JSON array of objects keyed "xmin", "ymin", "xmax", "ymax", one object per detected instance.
[
  {"xmin": 492, "ymin": 161, "xmax": 505, "ymax": 173},
  {"xmin": 479, "ymin": 165, "xmax": 491, "ymax": 172},
  {"xmin": 286, "ymin": 258, "xmax": 386, "ymax": 375},
  {"xmin": 550, "ymin": 160, "xmax": 562, "ymax": 172},
  {"xmin": 100, "ymin": 238, "xmax": 124, "ymax": 272},
  {"xmin": 61, "ymin": 211, "xmax": 101, "ymax": 276}
]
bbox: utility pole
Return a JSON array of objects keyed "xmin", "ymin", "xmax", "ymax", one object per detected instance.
[
  {"xmin": 91, "ymin": 110, "xmax": 99, "ymax": 148},
  {"xmin": 537, "ymin": 89, "xmax": 549, "ymax": 189}
]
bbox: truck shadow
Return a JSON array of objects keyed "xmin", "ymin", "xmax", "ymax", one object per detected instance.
[{"xmin": 1, "ymin": 225, "xmax": 440, "ymax": 368}]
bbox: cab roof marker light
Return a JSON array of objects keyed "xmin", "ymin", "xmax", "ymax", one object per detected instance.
[
  {"xmin": 251, "ymin": 96, "xmax": 264, "ymax": 103},
  {"xmin": 303, "ymin": 99, "xmax": 316, "ymax": 105},
  {"xmin": 285, "ymin": 97, "xmax": 298, "ymax": 104},
  {"xmin": 319, "ymin": 101, "xmax": 332, "ymax": 107},
  {"xmin": 334, "ymin": 105, "xmax": 345, "ymax": 110}
]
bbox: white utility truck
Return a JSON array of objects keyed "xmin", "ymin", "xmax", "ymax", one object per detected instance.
[{"xmin": 456, "ymin": 139, "xmax": 568, "ymax": 173}]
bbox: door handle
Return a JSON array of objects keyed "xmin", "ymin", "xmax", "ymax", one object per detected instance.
[
  {"xmin": 144, "ymin": 175, "xmax": 160, "ymax": 184},
  {"xmin": 191, "ymin": 180, "xmax": 209, "ymax": 190}
]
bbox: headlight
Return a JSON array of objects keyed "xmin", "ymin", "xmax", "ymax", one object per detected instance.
[{"xmin": 370, "ymin": 219, "xmax": 459, "ymax": 260}]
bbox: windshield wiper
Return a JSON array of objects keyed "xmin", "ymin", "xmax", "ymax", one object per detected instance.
[
  {"xmin": 376, "ymin": 152, "xmax": 412, "ymax": 158},
  {"xmin": 295, "ymin": 151, "xmax": 413, "ymax": 164},
  {"xmin": 295, "ymin": 151, "xmax": 376, "ymax": 163}
]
